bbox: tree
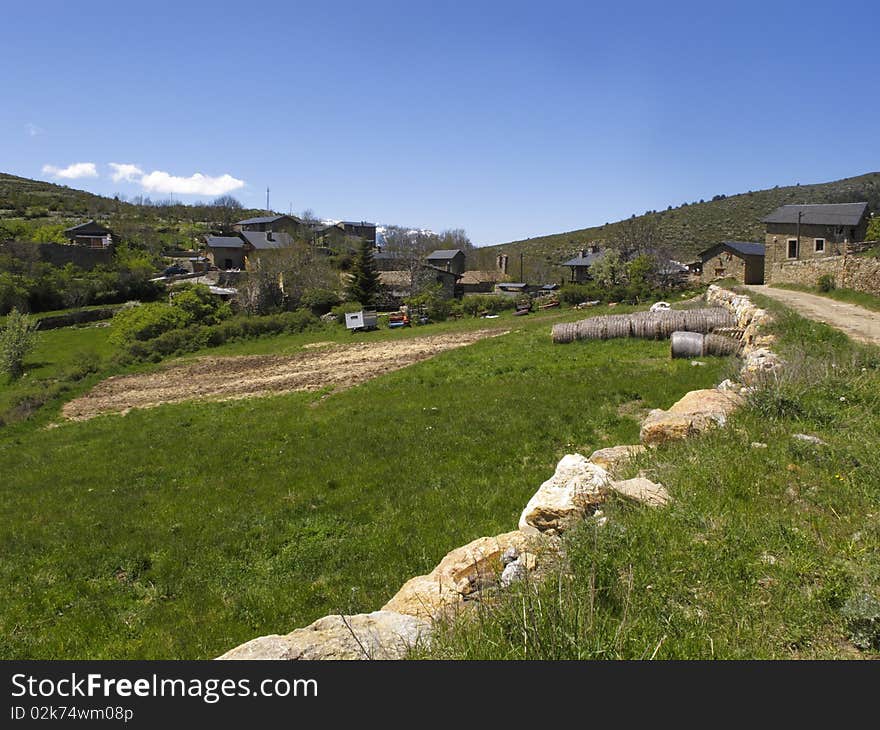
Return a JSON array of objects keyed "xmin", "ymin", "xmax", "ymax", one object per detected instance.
[
  {"xmin": 170, "ymin": 283, "xmax": 232, "ymax": 325},
  {"xmin": 626, "ymin": 254, "xmax": 657, "ymax": 300},
  {"xmin": 867, "ymin": 215, "xmax": 880, "ymax": 242},
  {"xmin": 211, "ymin": 195, "xmax": 244, "ymax": 233},
  {"xmin": 345, "ymin": 239, "xmax": 381, "ymax": 306},
  {"xmin": 236, "ymin": 241, "xmax": 337, "ymax": 315},
  {"xmin": 0, "ymin": 308, "xmax": 39, "ymax": 379},
  {"xmin": 589, "ymin": 249, "xmax": 625, "ymax": 287}
]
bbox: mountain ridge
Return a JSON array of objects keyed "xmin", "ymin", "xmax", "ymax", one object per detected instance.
[{"xmin": 483, "ymin": 171, "xmax": 880, "ymax": 269}]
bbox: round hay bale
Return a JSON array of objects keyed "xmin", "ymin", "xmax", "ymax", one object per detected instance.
[
  {"xmin": 670, "ymin": 331, "xmax": 705, "ymax": 358},
  {"xmin": 703, "ymin": 333, "xmax": 741, "ymax": 356}
]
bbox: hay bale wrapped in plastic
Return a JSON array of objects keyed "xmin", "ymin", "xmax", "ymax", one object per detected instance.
[{"xmin": 670, "ymin": 331, "xmax": 741, "ymax": 358}]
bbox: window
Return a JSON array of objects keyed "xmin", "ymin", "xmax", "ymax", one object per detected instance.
[
  {"xmin": 787, "ymin": 239, "xmax": 798, "ymax": 259},
  {"xmin": 814, "ymin": 238, "xmax": 825, "ymax": 253}
]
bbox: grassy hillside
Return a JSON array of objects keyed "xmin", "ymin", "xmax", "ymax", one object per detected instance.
[
  {"xmin": 0, "ymin": 172, "xmax": 267, "ymax": 251},
  {"xmin": 0, "ymin": 307, "xmax": 728, "ymax": 659},
  {"xmin": 483, "ymin": 171, "xmax": 880, "ymax": 273},
  {"xmin": 0, "ymin": 172, "xmax": 133, "ymax": 219}
]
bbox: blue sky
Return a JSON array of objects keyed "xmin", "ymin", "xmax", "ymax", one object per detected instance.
[{"xmin": 2, "ymin": 0, "xmax": 878, "ymax": 245}]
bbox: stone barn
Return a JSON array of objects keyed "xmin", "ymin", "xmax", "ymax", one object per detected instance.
[
  {"xmin": 762, "ymin": 202, "xmax": 869, "ymax": 267},
  {"xmin": 698, "ymin": 241, "xmax": 765, "ymax": 285}
]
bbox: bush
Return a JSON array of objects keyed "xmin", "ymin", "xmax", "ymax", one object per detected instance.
[
  {"xmin": 817, "ymin": 274, "xmax": 836, "ymax": 293},
  {"xmin": 170, "ymin": 283, "xmax": 232, "ymax": 325},
  {"xmin": 301, "ymin": 288, "xmax": 341, "ymax": 316},
  {"xmin": 0, "ymin": 308, "xmax": 39, "ymax": 379},
  {"xmin": 66, "ymin": 350, "xmax": 103, "ymax": 381},
  {"xmin": 110, "ymin": 302, "xmax": 191, "ymax": 345},
  {"xmin": 460, "ymin": 295, "xmax": 518, "ymax": 317},
  {"xmin": 406, "ymin": 285, "xmax": 452, "ymax": 322},
  {"xmin": 560, "ymin": 284, "xmax": 601, "ymax": 305},
  {"xmin": 121, "ymin": 310, "xmax": 320, "ymax": 362}
]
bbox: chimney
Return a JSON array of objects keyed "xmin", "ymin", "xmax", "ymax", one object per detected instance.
[{"xmin": 580, "ymin": 249, "xmax": 588, "ymax": 258}]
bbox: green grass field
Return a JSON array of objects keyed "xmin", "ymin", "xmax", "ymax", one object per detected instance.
[
  {"xmin": 0, "ymin": 307, "xmax": 730, "ymax": 659},
  {"xmin": 419, "ymin": 296, "xmax": 880, "ymax": 659}
]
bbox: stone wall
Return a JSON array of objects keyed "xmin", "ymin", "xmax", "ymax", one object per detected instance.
[
  {"xmin": 768, "ymin": 255, "xmax": 880, "ymax": 297},
  {"xmin": 0, "ymin": 241, "xmax": 114, "ymax": 270}
]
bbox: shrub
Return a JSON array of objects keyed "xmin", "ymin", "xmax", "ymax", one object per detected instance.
[
  {"xmin": 559, "ymin": 284, "xmax": 601, "ymax": 305},
  {"xmin": 460, "ymin": 295, "xmax": 518, "ymax": 317},
  {"xmin": 121, "ymin": 310, "xmax": 320, "ymax": 361},
  {"xmin": 301, "ymin": 288, "xmax": 341, "ymax": 316},
  {"xmin": 170, "ymin": 283, "xmax": 232, "ymax": 325},
  {"xmin": 66, "ymin": 350, "xmax": 103, "ymax": 381},
  {"xmin": 817, "ymin": 274, "xmax": 836, "ymax": 293},
  {"xmin": 110, "ymin": 302, "xmax": 191, "ymax": 345},
  {"xmin": 0, "ymin": 308, "xmax": 39, "ymax": 379},
  {"xmin": 406, "ymin": 285, "xmax": 452, "ymax": 322}
]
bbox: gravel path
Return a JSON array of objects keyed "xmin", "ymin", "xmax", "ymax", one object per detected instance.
[{"xmin": 745, "ymin": 285, "xmax": 880, "ymax": 345}]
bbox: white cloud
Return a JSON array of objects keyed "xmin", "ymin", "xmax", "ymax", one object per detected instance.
[
  {"xmin": 109, "ymin": 162, "xmax": 144, "ymax": 183},
  {"xmin": 25, "ymin": 122, "xmax": 44, "ymax": 137},
  {"xmin": 139, "ymin": 170, "xmax": 245, "ymax": 196},
  {"xmin": 42, "ymin": 162, "xmax": 98, "ymax": 179}
]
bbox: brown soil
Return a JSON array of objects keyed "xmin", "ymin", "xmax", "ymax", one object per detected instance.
[{"xmin": 63, "ymin": 329, "xmax": 507, "ymax": 421}]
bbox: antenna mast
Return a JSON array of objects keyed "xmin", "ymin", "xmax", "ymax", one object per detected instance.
[{"xmin": 266, "ymin": 187, "xmax": 270, "ymax": 213}]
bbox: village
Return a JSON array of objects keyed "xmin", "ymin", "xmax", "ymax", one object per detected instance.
[{"xmin": 41, "ymin": 198, "xmax": 877, "ymax": 329}]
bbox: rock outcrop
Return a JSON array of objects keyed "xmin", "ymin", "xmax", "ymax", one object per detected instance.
[
  {"xmin": 640, "ymin": 388, "xmax": 745, "ymax": 446},
  {"xmin": 608, "ymin": 477, "xmax": 670, "ymax": 507},
  {"xmin": 381, "ymin": 530, "xmax": 540, "ymax": 620},
  {"xmin": 217, "ymin": 611, "xmax": 430, "ymax": 660},
  {"xmin": 588, "ymin": 444, "xmax": 646, "ymax": 473},
  {"xmin": 518, "ymin": 454, "xmax": 610, "ymax": 535}
]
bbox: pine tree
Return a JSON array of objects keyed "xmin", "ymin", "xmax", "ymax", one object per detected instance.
[{"xmin": 345, "ymin": 240, "xmax": 381, "ymax": 306}]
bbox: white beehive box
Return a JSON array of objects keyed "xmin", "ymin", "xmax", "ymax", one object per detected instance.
[{"xmin": 345, "ymin": 310, "xmax": 378, "ymax": 331}]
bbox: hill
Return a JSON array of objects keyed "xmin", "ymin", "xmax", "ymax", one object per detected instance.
[
  {"xmin": 480, "ymin": 172, "xmax": 880, "ymax": 277},
  {"xmin": 0, "ymin": 172, "xmax": 268, "ymax": 251},
  {"xmin": 0, "ymin": 172, "xmax": 136, "ymax": 218}
]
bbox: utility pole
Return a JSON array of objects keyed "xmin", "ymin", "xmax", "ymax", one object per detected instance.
[
  {"xmin": 520, "ymin": 252, "xmax": 524, "ymax": 282},
  {"xmin": 796, "ymin": 210, "xmax": 802, "ymax": 259}
]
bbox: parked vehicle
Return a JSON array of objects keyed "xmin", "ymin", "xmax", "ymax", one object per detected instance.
[{"xmin": 388, "ymin": 311, "xmax": 410, "ymax": 328}]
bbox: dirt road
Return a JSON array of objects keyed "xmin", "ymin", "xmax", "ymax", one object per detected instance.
[
  {"xmin": 745, "ymin": 285, "xmax": 880, "ymax": 346},
  {"xmin": 63, "ymin": 329, "xmax": 506, "ymax": 421}
]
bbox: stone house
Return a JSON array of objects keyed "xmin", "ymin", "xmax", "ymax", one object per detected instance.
[
  {"xmin": 697, "ymin": 241, "xmax": 765, "ymax": 285},
  {"xmin": 378, "ymin": 265, "xmax": 460, "ymax": 305},
  {"xmin": 233, "ymin": 214, "xmax": 303, "ymax": 235},
  {"xmin": 561, "ymin": 245, "xmax": 602, "ymax": 283},
  {"xmin": 63, "ymin": 220, "xmax": 113, "ymax": 249},
  {"xmin": 762, "ymin": 202, "xmax": 869, "ymax": 268},
  {"xmin": 426, "ymin": 249, "xmax": 466, "ymax": 275},
  {"xmin": 205, "ymin": 230, "xmax": 294, "ymax": 270}
]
